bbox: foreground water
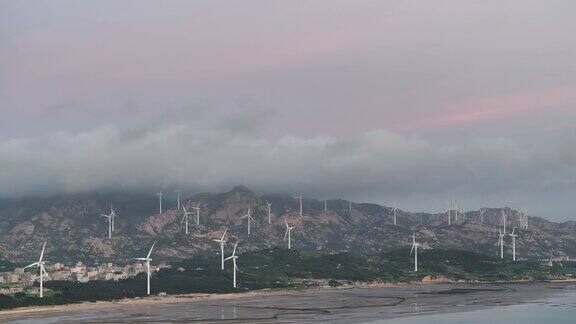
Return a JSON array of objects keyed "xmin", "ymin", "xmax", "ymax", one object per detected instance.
[
  {"xmin": 382, "ymin": 287, "xmax": 576, "ymax": 324},
  {"xmin": 2, "ymin": 283, "xmax": 575, "ymax": 323}
]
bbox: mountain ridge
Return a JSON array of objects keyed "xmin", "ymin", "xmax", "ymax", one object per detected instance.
[{"xmin": 0, "ymin": 186, "xmax": 574, "ymax": 264}]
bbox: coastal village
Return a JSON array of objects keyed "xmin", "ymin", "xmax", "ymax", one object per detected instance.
[{"xmin": 0, "ymin": 261, "xmax": 169, "ymax": 296}]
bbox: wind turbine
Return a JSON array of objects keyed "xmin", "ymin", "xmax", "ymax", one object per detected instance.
[
  {"xmin": 479, "ymin": 208, "xmax": 484, "ymax": 223},
  {"xmin": 24, "ymin": 242, "xmax": 49, "ymax": 298},
  {"xmin": 213, "ymin": 229, "xmax": 227, "ymax": 270},
  {"xmin": 240, "ymin": 205, "xmax": 255, "ymax": 235},
  {"xmin": 510, "ymin": 228, "xmax": 518, "ymax": 261},
  {"xmin": 192, "ymin": 202, "xmax": 201, "ymax": 225},
  {"xmin": 390, "ymin": 202, "xmax": 398, "ymax": 226},
  {"xmin": 454, "ymin": 201, "xmax": 459, "ymax": 223},
  {"xmin": 175, "ymin": 190, "xmax": 181, "ymax": 211},
  {"xmin": 446, "ymin": 202, "xmax": 452, "ymax": 226},
  {"xmin": 284, "ymin": 219, "xmax": 295, "ymax": 250},
  {"xmin": 500, "ymin": 210, "xmax": 507, "ymax": 234},
  {"xmin": 349, "ymin": 200, "xmax": 352, "ymax": 212},
  {"xmin": 410, "ymin": 233, "xmax": 419, "ymax": 272},
  {"xmin": 324, "ymin": 200, "xmax": 328, "ymax": 213},
  {"xmin": 265, "ymin": 200, "xmax": 272, "ymax": 224},
  {"xmin": 224, "ymin": 242, "xmax": 239, "ymax": 288},
  {"xmin": 100, "ymin": 207, "xmax": 114, "ymax": 238},
  {"xmin": 181, "ymin": 205, "xmax": 193, "ymax": 234},
  {"xmin": 294, "ymin": 194, "xmax": 303, "ymax": 217},
  {"xmin": 111, "ymin": 205, "xmax": 116, "ymax": 232},
  {"xmin": 516, "ymin": 211, "xmax": 525, "ymax": 229},
  {"xmin": 498, "ymin": 228, "xmax": 505, "ymax": 259},
  {"xmin": 520, "ymin": 210, "xmax": 529, "ymax": 230},
  {"xmin": 135, "ymin": 242, "xmax": 155, "ymax": 295},
  {"xmin": 156, "ymin": 192, "xmax": 163, "ymax": 214}
]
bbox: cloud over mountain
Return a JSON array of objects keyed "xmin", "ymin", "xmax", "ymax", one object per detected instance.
[{"xmin": 1, "ymin": 118, "xmax": 575, "ymax": 220}]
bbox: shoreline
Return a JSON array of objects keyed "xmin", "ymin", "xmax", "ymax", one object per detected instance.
[{"xmin": 1, "ymin": 279, "xmax": 572, "ymax": 319}]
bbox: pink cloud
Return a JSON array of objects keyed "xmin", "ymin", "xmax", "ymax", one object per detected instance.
[{"xmin": 395, "ymin": 84, "xmax": 576, "ymax": 131}]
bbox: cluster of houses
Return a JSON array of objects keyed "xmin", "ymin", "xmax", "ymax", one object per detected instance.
[{"xmin": 0, "ymin": 261, "xmax": 169, "ymax": 295}]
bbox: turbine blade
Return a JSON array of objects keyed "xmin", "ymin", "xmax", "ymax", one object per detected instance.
[
  {"xmin": 24, "ymin": 262, "xmax": 39, "ymax": 269},
  {"xmin": 221, "ymin": 229, "xmax": 227, "ymax": 241},
  {"xmin": 39, "ymin": 242, "xmax": 46, "ymax": 262},
  {"xmin": 42, "ymin": 267, "xmax": 50, "ymax": 280},
  {"xmin": 146, "ymin": 242, "xmax": 156, "ymax": 259},
  {"xmin": 232, "ymin": 242, "xmax": 237, "ymax": 256},
  {"xmin": 410, "ymin": 244, "xmax": 415, "ymax": 257},
  {"xmin": 284, "ymin": 229, "xmax": 289, "ymax": 240}
]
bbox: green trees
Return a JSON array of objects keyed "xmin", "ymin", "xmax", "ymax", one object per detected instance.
[{"xmin": 1, "ymin": 248, "xmax": 574, "ymax": 310}]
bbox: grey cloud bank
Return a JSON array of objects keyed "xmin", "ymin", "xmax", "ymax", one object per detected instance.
[{"xmin": 0, "ymin": 119, "xmax": 574, "ymax": 221}]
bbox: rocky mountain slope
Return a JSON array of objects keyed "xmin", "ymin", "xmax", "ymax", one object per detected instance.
[{"xmin": 0, "ymin": 186, "xmax": 574, "ymax": 264}]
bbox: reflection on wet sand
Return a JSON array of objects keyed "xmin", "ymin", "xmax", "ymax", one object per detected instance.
[{"xmin": 3, "ymin": 283, "xmax": 575, "ymax": 323}]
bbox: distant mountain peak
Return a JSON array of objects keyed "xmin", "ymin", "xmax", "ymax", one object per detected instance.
[{"xmin": 229, "ymin": 185, "xmax": 255, "ymax": 195}]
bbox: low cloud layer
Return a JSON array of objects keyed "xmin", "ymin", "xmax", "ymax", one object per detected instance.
[{"xmin": 1, "ymin": 119, "xmax": 575, "ymax": 221}]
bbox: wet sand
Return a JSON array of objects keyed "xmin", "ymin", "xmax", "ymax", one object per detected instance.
[{"xmin": 1, "ymin": 282, "xmax": 574, "ymax": 323}]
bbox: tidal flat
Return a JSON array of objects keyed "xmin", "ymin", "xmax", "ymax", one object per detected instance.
[{"xmin": 2, "ymin": 283, "xmax": 575, "ymax": 323}]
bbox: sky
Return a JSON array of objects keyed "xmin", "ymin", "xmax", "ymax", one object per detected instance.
[{"xmin": 1, "ymin": 0, "xmax": 576, "ymax": 220}]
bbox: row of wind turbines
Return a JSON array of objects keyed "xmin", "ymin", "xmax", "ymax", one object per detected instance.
[
  {"xmin": 97, "ymin": 192, "xmax": 298, "ymax": 292},
  {"xmin": 29, "ymin": 192, "xmax": 529, "ymax": 298}
]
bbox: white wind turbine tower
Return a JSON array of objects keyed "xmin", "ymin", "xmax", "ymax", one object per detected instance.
[
  {"xmin": 135, "ymin": 242, "xmax": 156, "ymax": 295},
  {"xmin": 410, "ymin": 233, "xmax": 419, "ymax": 272},
  {"xmin": 240, "ymin": 205, "xmax": 256, "ymax": 235},
  {"xmin": 510, "ymin": 228, "xmax": 518, "ymax": 261},
  {"xmin": 181, "ymin": 205, "xmax": 193, "ymax": 234},
  {"xmin": 324, "ymin": 200, "xmax": 328, "ymax": 213},
  {"xmin": 479, "ymin": 208, "xmax": 484, "ymax": 223},
  {"xmin": 213, "ymin": 229, "xmax": 227, "ymax": 270},
  {"xmin": 156, "ymin": 192, "xmax": 163, "ymax": 214},
  {"xmin": 498, "ymin": 228, "xmax": 505, "ymax": 259},
  {"xmin": 294, "ymin": 194, "xmax": 303, "ymax": 217},
  {"xmin": 446, "ymin": 202, "xmax": 452, "ymax": 226},
  {"xmin": 349, "ymin": 200, "xmax": 352, "ymax": 212},
  {"xmin": 100, "ymin": 207, "xmax": 114, "ymax": 238},
  {"xmin": 175, "ymin": 190, "xmax": 181, "ymax": 211},
  {"xmin": 24, "ymin": 242, "xmax": 49, "ymax": 298},
  {"xmin": 265, "ymin": 200, "xmax": 272, "ymax": 224},
  {"xmin": 390, "ymin": 202, "xmax": 398, "ymax": 226},
  {"xmin": 192, "ymin": 203, "xmax": 201, "ymax": 225},
  {"xmin": 284, "ymin": 219, "xmax": 295, "ymax": 250},
  {"xmin": 224, "ymin": 242, "xmax": 239, "ymax": 288}
]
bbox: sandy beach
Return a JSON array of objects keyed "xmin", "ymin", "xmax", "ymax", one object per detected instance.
[{"xmin": 1, "ymin": 282, "xmax": 574, "ymax": 323}]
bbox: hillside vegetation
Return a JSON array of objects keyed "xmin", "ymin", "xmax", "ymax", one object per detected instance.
[{"xmin": 0, "ymin": 248, "xmax": 574, "ymax": 310}]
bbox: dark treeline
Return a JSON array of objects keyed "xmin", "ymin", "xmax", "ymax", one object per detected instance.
[{"xmin": 1, "ymin": 248, "xmax": 575, "ymax": 310}]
